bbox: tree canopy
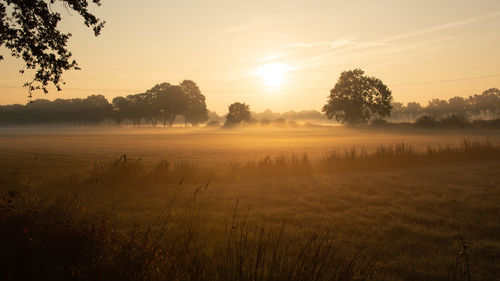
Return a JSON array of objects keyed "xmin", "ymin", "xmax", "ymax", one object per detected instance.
[
  {"xmin": 225, "ymin": 102, "xmax": 251, "ymax": 127},
  {"xmin": 0, "ymin": 0, "xmax": 105, "ymax": 97},
  {"xmin": 180, "ymin": 80, "xmax": 209, "ymax": 126},
  {"xmin": 110, "ymin": 81, "xmax": 208, "ymax": 127},
  {"xmin": 322, "ymin": 69, "xmax": 393, "ymax": 125},
  {"xmin": 0, "ymin": 80, "xmax": 211, "ymax": 126},
  {"xmin": 388, "ymin": 88, "xmax": 500, "ymax": 122}
]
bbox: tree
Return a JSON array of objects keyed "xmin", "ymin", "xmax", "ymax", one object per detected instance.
[
  {"xmin": 403, "ymin": 102, "xmax": 422, "ymax": 121},
  {"xmin": 112, "ymin": 96, "xmax": 131, "ymax": 125},
  {"xmin": 0, "ymin": 94, "xmax": 111, "ymax": 125},
  {"xmin": 322, "ymin": 69, "xmax": 392, "ymax": 125},
  {"xmin": 0, "ymin": 0, "xmax": 105, "ymax": 97},
  {"xmin": 79, "ymin": 94, "xmax": 112, "ymax": 124},
  {"xmin": 447, "ymin": 96, "xmax": 468, "ymax": 116},
  {"xmin": 390, "ymin": 102, "xmax": 404, "ymax": 121},
  {"xmin": 425, "ymin": 99, "xmax": 448, "ymax": 119},
  {"xmin": 469, "ymin": 88, "xmax": 500, "ymax": 119},
  {"xmin": 225, "ymin": 102, "xmax": 251, "ymax": 126},
  {"xmin": 149, "ymin": 83, "xmax": 188, "ymax": 127},
  {"xmin": 179, "ymin": 80, "xmax": 208, "ymax": 126}
]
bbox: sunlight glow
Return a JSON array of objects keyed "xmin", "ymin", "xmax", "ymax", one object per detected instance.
[{"xmin": 256, "ymin": 63, "xmax": 289, "ymax": 88}]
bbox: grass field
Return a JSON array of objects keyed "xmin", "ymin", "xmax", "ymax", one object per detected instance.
[{"xmin": 1, "ymin": 126, "xmax": 499, "ymax": 281}]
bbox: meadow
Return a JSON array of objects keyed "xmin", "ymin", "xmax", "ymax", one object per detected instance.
[{"xmin": 1, "ymin": 126, "xmax": 499, "ymax": 281}]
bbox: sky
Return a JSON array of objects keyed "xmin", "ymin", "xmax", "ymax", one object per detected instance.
[{"xmin": 0, "ymin": 0, "xmax": 500, "ymax": 114}]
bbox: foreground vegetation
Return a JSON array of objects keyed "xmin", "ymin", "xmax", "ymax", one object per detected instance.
[
  {"xmin": 1, "ymin": 190, "xmax": 374, "ymax": 281},
  {"xmin": 1, "ymin": 137, "xmax": 499, "ymax": 281}
]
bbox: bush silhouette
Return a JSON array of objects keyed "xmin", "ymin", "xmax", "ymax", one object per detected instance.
[{"xmin": 416, "ymin": 115, "xmax": 438, "ymax": 128}]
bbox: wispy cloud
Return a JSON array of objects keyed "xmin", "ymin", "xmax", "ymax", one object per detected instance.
[
  {"xmin": 282, "ymin": 39, "xmax": 354, "ymax": 49},
  {"xmin": 282, "ymin": 10, "xmax": 500, "ymax": 70},
  {"xmin": 258, "ymin": 54, "xmax": 289, "ymax": 62},
  {"xmin": 383, "ymin": 10, "xmax": 500, "ymax": 42},
  {"xmin": 286, "ymin": 10, "xmax": 500, "ymax": 50},
  {"xmin": 215, "ymin": 18, "xmax": 267, "ymax": 34}
]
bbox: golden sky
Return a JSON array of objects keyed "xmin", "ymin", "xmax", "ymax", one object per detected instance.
[{"xmin": 1, "ymin": 0, "xmax": 500, "ymax": 113}]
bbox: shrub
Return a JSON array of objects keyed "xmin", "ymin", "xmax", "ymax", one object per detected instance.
[
  {"xmin": 370, "ymin": 118, "xmax": 388, "ymax": 127},
  {"xmin": 415, "ymin": 115, "xmax": 437, "ymax": 128},
  {"xmin": 440, "ymin": 114, "xmax": 468, "ymax": 128},
  {"xmin": 206, "ymin": 120, "xmax": 221, "ymax": 128}
]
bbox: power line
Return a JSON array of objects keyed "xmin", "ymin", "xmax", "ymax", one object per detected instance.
[
  {"xmin": 0, "ymin": 72, "xmax": 498, "ymax": 94},
  {"xmin": 391, "ymin": 73, "xmax": 500, "ymax": 86}
]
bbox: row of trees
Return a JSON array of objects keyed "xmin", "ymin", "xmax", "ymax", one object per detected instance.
[
  {"xmin": 0, "ymin": 80, "xmax": 209, "ymax": 126},
  {"xmin": 251, "ymin": 109, "xmax": 328, "ymax": 122},
  {"xmin": 321, "ymin": 69, "xmax": 500, "ymax": 125},
  {"xmin": 0, "ymin": 70, "xmax": 498, "ymax": 127},
  {"xmin": 390, "ymin": 88, "xmax": 500, "ymax": 122},
  {"xmin": 0, "ymin": 95, "xmax": 112, "ymax": 125},
  {"xmin": 112, "ymin": 81, "xmax": 208, "ymax": 126}
]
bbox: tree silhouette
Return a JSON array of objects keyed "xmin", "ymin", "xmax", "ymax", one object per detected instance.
[
  {"xmin": 111, "ymin": 96, "xmax": 131, "ymax": 125},
  {"xmin": 425, "ymin": 99, "xmax": 449, "ymax": 119},
  {"xmin": 447, "ymin": 96, "xmax": 468, "ymax": 116},
  {"xmin": 225, "ymin": 102, "xmax": 251, "ymax": 127},
  {"xmin": 2, "ymin": 85, "xmax": 499, "ymax": 127},
  {"xmin": 179, "ymin": 80, "xmax": 208, "ymax": 126},
  {"xmin": 403, "ymin": 102, "xmax": 422, "ymax": 122},
  {"xmin": 469, "ymin": 88, "xmax": 500, "ymax": 119},
  {"xmin": 390, "ymin": 102, "xmax": 404, "ymax": 121},
  {"xmin": 0, "ymin": 0, "xmax": 105, "ymax": 97},
  {"xmin": 149, "ymin": 83, "xmax": 188, "ymax": 127},
  {"xmin": 79, "ymin": 95, "xmax": 112, "ymax": 124},
  {"xmin": 322, "ymin": 69, "xmax": 392, "ymax": 125},
  {"xmin": 0, "ymin": 95, "xmax": 112, "ymax": 125}
]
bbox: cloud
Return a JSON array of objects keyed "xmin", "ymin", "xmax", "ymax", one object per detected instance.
[
  {"xmin": 382, "ymin": 10, "xmax": 500, "ymax": 42},
  {"xmin": 215, "ymin": 18, "xmax": 267, "ymax": 34},
  {"xmin": 258, "ymin": 54, "xmax": 289, "ymax": 62},
  {"xmin": 282, "ymin": 10, "xmax": 500, "ymax": 69},
  {"xmin": 286, "ymin": 10, "xmax": 500, "ymax": 51},
  {"xmin": 282, "ymin": 39, "xmax": 353, "ymax": 49}
]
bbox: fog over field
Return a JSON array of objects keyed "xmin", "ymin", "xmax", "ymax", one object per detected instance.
[
  {"xmin": 1, "ymin": 126, "xmax": 499, "ymax": 172},
  {"xmin": 1, "ymin": 126, "xmax": 500, "ymax": 281},
  {"xmin": 1, "ymin": 1, "xmax": 500, "ymax": 281}
]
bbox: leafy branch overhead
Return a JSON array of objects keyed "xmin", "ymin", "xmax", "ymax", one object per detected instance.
[{"xmin": 0, "ymin": 0, "xmax": 105, "ymax": 97}]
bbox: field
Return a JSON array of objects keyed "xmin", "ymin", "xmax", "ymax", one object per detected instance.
[{"xmin": 1, "ymin": 126, "xmax": 500, "ymax": 281}]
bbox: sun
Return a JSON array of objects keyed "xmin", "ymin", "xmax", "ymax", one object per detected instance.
[{"xmin": 256, "ymin": 63, "xmax": 288, "ymax": 88}]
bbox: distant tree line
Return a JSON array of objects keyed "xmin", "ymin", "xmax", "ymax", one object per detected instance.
[
  {"xmin": 321, "ymin": 69, "xmax": 500, "ymax": 126},
  {"xmin": 0, "ymin": 80, "xmax": 209, "ymax": 126},
  {"xmin": 111, "ymin": 80, "xmax": 208, "ymax": 126},
  {"xmin": 0, "ymin": 75, "xmax": 498, "ymax": 127},
  {"xmin": 390, "ymin": 88, "xmax": 500, "ymax": 122},
  {"xmin": 252, "ymin": 109, "xmax": 329, "ymax": 122},
  {"xmin": 0, "ymin": 95, "xmax": 112, "ymax": 125}
]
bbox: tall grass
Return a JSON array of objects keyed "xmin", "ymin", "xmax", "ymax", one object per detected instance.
[
  {"xmin": 78, "ymin": 139, "xmax": 500, "ymax": 184},
  {"xmin": 1, "ymin": 139, "xmax": 498, "ymax": 280},
  {"xmin": 227, "ymin": 139, "xmax": 500, "ymax": 177},
  {"xmin": 0, "ymin": 186, "xmax": 374, "ymax": 281}
]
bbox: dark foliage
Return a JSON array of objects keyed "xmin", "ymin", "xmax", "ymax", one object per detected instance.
[
  {"xmin": 0, "ymin": 0, "xmax": 105, "ymax": 96},
  {"xmin": 0, "ymin": 95, "xmax": 111, "ymax": 125},
  {"xmin": 0, "ymin": 81, "xmax": 210, "ymax": 126},
  {"xmin": 370, "ymin": 118, "xmax": 389, "ymax": 127},
  {"xmin": 416, "ymin": 115, "xmax": 438, "ymax": 128},
  {"xmin": 180, "ymin": 80, "xmax": 209, "ymax": 126},
  {"xmin": 0, "ymin": 189, "xmax": 375, "ymax": 281},
  {"xmin": 390, "ymin": 88, "xmax": 500, "ymax": 122},
  {"xmin": 322, "ymin": 69, "xmax": 393, "ymax": 125},
  {"xmin": 224, "ymin": 102, "xmax": 251, "ymax": 127}
]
